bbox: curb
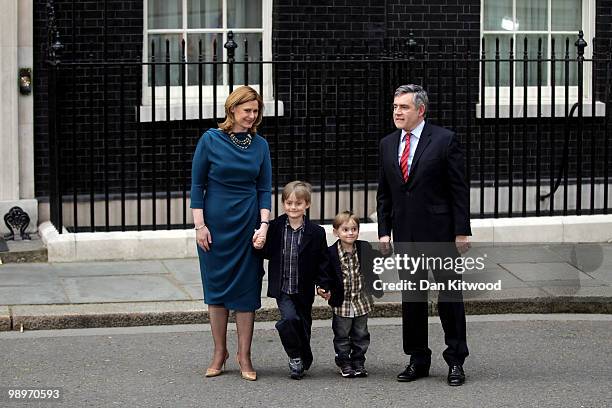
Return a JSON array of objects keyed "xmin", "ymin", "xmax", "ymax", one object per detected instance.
[
  {"xmin": 0, "ymin": 306, "xmax": 10, "ymax": 331},
  {"xmin": 3, "ymin": 297, "xmax": 610, "ymax": 332}
]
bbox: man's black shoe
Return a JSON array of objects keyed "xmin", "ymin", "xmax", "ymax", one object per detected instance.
[
  {"xmin": 397, "ymin": 363, "xmax": 429, "ymax": 382},
  {"xmin": 447, "ymin": 365, "xmax": 465, "ymax": 386},
  {"xmin": 302, "ymin": 354, "xmax": 313, "ymax": 371}
]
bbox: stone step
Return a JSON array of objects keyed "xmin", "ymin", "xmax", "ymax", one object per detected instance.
[{"xmin": 0, "ymin": 235, "xmax": 47, "ymax": 264}]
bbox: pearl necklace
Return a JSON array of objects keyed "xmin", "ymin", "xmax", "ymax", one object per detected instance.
[{"xmin": 229, "ymin": 132, "xmax": 253, "ymax": 149}]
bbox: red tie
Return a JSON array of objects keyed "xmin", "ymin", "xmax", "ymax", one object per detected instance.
[{"xmin": 400, "ymin": 133, "xmax": 411, "ymax": 182}]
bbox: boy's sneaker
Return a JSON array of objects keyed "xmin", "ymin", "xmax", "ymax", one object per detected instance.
[
  {"xmin": 289, "ymin": 358, "xmax": 304, "ymax": 380},
  {"xmin": 353, "ymin": 364, "xmax": 368, "ymax": 377},
  {"xmin": 339, "ymin": 364, "xmax": 356, "ymax": 378}
]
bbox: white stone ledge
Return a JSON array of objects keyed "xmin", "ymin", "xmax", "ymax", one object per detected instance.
[{"xmin": 40, "ymin": 215, "xmax": 612, "ymax": 262}]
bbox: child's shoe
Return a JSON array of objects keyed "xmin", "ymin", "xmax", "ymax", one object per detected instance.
[
  {"xmin": 339, "ymin": 364, "xmax": 356, "ymax": 378},
  {"xmin": 353, "ymin": 363, "xmax": 368, "ymax": 377},
  {"xmin": 289, "ymin": 357, "xmax": 304, "ymax": 380}
]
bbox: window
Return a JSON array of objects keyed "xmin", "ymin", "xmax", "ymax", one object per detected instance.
[
  {"xmin": 478, "ymin": 0, "xmax": 602, "ymax": 117},
  {"xmin": 141, "ymin": 0, "xmax": 277, "ymax": 121}
]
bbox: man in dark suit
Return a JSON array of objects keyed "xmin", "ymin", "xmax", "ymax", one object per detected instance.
[{"xmin": 376, "ymin": 84, "xmax": 471, "ymax": 386}]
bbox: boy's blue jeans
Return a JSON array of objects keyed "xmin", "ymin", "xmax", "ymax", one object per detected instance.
[
  {"xmin": 275, "ymin": 292, "xmax": 313, "ymax": 370},
  {"xmin": 332, "ymin": 313, "xmax": 370, "ymax": 367}
]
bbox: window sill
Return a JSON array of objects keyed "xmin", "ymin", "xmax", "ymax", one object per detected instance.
[
  {"xmin": 138, "ymin": 100, "xmax": 285, "ymax": 122},
  {"xmin": 475, "ymin": 101, "xmax": 606, "ymax": 119}
]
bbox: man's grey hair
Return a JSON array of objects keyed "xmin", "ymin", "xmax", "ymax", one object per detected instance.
[{"xmin": 394, "ymin": 84, "xmax": 428, "ymax": 114}]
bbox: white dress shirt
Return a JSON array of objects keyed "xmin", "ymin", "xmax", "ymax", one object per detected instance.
[{"xmin": 397, "ymin": 119, "xmax": 425, "ymax": 176}]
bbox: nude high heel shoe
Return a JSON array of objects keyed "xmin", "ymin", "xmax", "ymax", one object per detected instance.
[
  {"xmin": 205, "ymin": 351, "xmax": 229, "ymax": 377},
  {"xmin": 236, "ymin": 354, "xmax": 257, "ymax": 381}
]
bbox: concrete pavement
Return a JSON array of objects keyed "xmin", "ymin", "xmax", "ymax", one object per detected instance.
[
  {"xmin": 1, "ymin": 315, "xmax": 610, "ymax": 407},
  {"xmin": 0, "ymin": 243, "xmax": 611, "ymax": 331}
]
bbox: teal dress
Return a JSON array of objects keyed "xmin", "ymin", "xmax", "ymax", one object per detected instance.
[{"xmin": 190, "ymin": 128, "xmax": 272, "ymax": 311}]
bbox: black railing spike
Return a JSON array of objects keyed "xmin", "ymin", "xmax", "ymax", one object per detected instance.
[
  {"xmin": 225, "ymin": 31, "xmax": 238, "ymax": 62},
  {"xmin": 481, "ymin": 37, "xmax": 486, "ymax": 58},
  {"xmin": 551, "ymin": 37, "xmax": 555, "ymax": 57},
  {"xmin": 407, "ymin": 31, "xmax": 416, "ymax": 53},
  {"xmin": 537, "ymin": 37, "xmax": 542, "ymax": 57},
  {"xmin": 575, "ymin": 30, "xmax": 587, "ymax": 60},
  {"xmin": 46, "ymin": 0, "xmax": 63, "ymax": 64}
]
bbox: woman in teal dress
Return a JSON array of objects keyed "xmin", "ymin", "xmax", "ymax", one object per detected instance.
[{"xmin": 191, "ymin": 86, "xmax": 271, "ymax": 381}]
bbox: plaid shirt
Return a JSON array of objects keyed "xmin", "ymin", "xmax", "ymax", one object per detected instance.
[
  {"xmin": 332, "ymin": 242, "xmax": 373, "ymax": 318},
  {"xmin": 280, "ymin": 218, "xmax": 304, "ymax": 294}
]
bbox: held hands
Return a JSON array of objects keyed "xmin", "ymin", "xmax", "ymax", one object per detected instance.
[
  {"xmin": 317, "ymin": 287, "xmax": 331, "ymax": 301},
  {"xmin": 455, "ymin": 235, "xmax": 471, "ymax": 254},
  {"xmin": 253, "ymin": 235, "xmax": 265, "ymax": 249},
  {"xmin": 379, "ymin": 235, "xmax": 392, "ymax": 256},
  {"xmin": 196, "ymin": 226, "xmax": 212, "ymax": 251},
  {"xmin": 252, "ymin": 223, "xmax": 269, "ymax": 249}
]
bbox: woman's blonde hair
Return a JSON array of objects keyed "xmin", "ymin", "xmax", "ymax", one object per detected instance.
[{"xmin": 218, "ymin": 86, "xmax": 264, "ymax": 134}]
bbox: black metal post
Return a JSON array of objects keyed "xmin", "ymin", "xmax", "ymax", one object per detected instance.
[
  {"xmin": 550, "ymin": 38, "xmax": 556, "ymax": 215},
  {"xmin": 508, "ymin": 37, "xmax": 514, "ymax": 217},
  {"xmin": 165, "ymin": 39, "xmax": 171, "ymax": 229},
  {"xmin": 225, "ymin": 31, "xmax": 238, "ymax": 93},
  {"xmin": 575, "ymin": 31, "xmax": 587, "ymax": 215},
  {"xmin": 494, "ymin": 37, "xmax": 500, "ymax": 218},
  {"xmin": 564, "ymin": 39, "xmax": 570, "ymax": 215},
  {"xmin": 181, "ymin": 39, "xmax": 187, "ymax": 228},
  {"xmin": 590, "ymin": 38, "xmax": 596, "ymax": 214},
  {"xmin": 46, "ymin": 0, "xmax": 64, "ymax": 232},
  {"xmin": 480, "ymin": 38, "xmax": 486, "ymax": 217},
  {"xmin": 536, "ymin": 38, "xmax": 542, "ymax": 217},
  {"xmin": 522, "ymin": 37, "xmax": 528, "ymax": 217}
]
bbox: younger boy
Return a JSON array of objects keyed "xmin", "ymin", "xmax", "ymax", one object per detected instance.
[
  {"xmin": 317, "ymin": 211, "xmax": 383, "ymax": 378},
  {"xmin": 255, "ymin": 181, "xmax": 330, "ymax": 380}
]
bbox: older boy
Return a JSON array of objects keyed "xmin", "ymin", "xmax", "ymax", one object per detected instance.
[{"xmin": 256, "ymin": 181, "xmax": 330, "ymax": 379}]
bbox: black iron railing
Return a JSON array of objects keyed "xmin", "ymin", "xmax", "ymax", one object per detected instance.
[{"xmin": 45, "ymin": 7, "xmax": 611, "ymax": 233}]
